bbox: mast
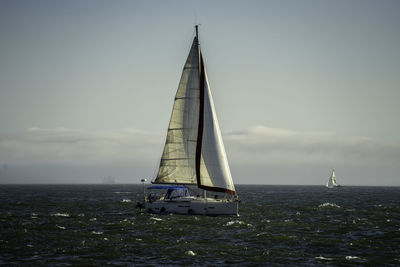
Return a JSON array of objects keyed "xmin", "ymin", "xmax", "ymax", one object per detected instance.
[{"xmin": 195, "ymin": 24, "xmax": 206, "ymax": 197}]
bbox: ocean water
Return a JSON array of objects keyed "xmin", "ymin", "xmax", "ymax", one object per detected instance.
[{"xmin": 0, "ymin": 185, "xmax": 399, "ymax": 266}]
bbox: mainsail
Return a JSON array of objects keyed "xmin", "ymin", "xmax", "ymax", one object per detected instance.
[
  {"xmin": 154, "ymin": 28, "xmax": 236, "ymax": 195},
  {"xmin": 155, "ymin": 37, "xmax": 200, "ymax": 185}
]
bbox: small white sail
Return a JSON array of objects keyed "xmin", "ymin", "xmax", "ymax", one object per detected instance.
[{"xmin": 326, "ymin": 169, "xmax": 340, "ymax": 188}]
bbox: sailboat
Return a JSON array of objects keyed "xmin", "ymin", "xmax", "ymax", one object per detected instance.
[
  {"xmin": 326, "ymin": 169, "xmax": 340, "ymax": 188},
  {"xmin": 144, "ymin": 26, "xmax": 238, "ymax": 215}
]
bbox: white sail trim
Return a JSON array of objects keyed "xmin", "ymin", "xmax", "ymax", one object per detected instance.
[
  {"xmin": 199, "ymin": 68, "xmax": 236, "ymax": 194},
  {"xmin": 154, "ymin": 38, "xmax": 200, "ymax": 185}
]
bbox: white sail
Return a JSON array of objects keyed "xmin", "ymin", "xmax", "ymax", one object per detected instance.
[
  {"xmin": 153, "ymin": 31, "xmax": 236, "ymax": 195},
  {"xmin": 198, "ymin": 65, "xmax": 235, "ymax": 194},
  {"xmin": 154, "ymin": 37, "xmax": 200, "ymax": 185},
  {"xmin": 331, "ymin": 170, "xmax": 339, "ymax": 186},
  {"xmin": 326, "ymin": 169, "xmax": 340, "ymax": 188}
]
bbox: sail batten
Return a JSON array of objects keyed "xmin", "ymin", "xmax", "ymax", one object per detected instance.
[{"xmin": 160, "ymin": 158, "xmax": 194, "ymax": 160}]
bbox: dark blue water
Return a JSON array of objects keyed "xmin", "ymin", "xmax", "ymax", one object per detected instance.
[{"xmin": 0, "ymin": 185, "xmax": 399, "ymax": 266}]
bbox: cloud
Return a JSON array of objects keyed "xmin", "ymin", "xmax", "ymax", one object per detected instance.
[
  {"xmin": 1, "ymin": 126, "xmax": 399, "ymax": 166},
  {"xmin": 0, "ymin": 128, "xmax": 164, "ymax": 165},
  {"xmin": 0, "ymin": 126, "xmax": 399, "ymax": 184},
  {"xmin": 225, "ymin": 125, "xmax": 400, "ymax": 165}
]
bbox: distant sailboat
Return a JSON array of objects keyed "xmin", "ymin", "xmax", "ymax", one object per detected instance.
[
  {"xmin": 143, "ymin": 26, "xmax": 238, "ymax": 215},
  {"xmin": 326, "ymin": 169, "xmax": 340, "ymax": 188}
]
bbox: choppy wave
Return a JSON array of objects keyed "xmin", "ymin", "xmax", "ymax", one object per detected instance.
[
  {"xmin": 318, "ymin": 202, "xmax": 341, "ymax": 208},
  {"xmin": 185, "ymin": 250, "xmax": 196, "ymax": 256},
  {"xmin": 315, "ymin": 256, "xmax": 333, "ymax": 261},
  {"xmin": 256, "ymin": 232, "xmax": 267, "ymax": 237},
  {"xmin": 51, "ymin": 213, "xmax": 70, "ymax": 217},
  {"xmin": 1, "ymin": 184, "xmax": 399, "ymax": 266},
  {"xmin": 225, "ymin": 220, "xmax": 252, "ymax": 227},
  {"xmin": 346, "ymin": 255, "xmax": 363, "ymax": 261},
  {"xmin": 91, "ymin": 231, "xmax": 103, "ymax": 235}
]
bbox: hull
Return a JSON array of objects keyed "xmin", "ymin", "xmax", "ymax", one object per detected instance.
[
  {"xmin": 326, "ymin": 184, "xmax": 341, "ymax": 188},
  {"xmin": 145, "ymin": 197, "xmax": 238, "ymax": 216}
]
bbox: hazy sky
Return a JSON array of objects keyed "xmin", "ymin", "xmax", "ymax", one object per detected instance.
[{"xmin": 1, "ymin": 0, "xmax": 399, "ymax": 185}]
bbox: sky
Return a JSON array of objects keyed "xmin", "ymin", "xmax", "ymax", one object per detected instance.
[{"xmin": 0, "ymin": 0, "xmax": 399, "ymax": 185}]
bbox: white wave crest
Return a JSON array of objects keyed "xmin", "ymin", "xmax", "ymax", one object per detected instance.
[
  {"xmin": 51, "ymin": 213, "xmax": 70, "ymax": 217},
  {"xmin": 225, "ymin": 220, "xmax": 252, "ymax": 227},
  {"xmin": 185, "ymin": 250, "xmax": 196, "ymax": 256},
  {"xmin": 315, "ymin": 256, "xmax": 333, "ymax": 261},
  {"xmin": 121, "ymin": 199, "xmax": 131, "ymax": 203},
  {"xmin": 92, "ymin": 231, "xmax": 103, "ymax": 235},
  {"xmin": 346, "ymin": 255, "xmax": 362, "ymax": 260},
  {"xmin": 318, "ymin": 203, "xmax": 341, "ymax": 208},
  {"xmin": 256, "ymin": 232, "xmax": 267, "ymax": 237}
]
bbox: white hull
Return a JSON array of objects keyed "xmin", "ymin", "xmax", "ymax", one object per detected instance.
[
  {"xmin": 145, "ymin": 197, "xmax": 238, "ymax": 216},
  {"xmin": 326, "ymin": 184, "xmax": 340, "ymax": 188}
]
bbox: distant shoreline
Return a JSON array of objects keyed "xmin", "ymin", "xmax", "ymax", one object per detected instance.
[{"xmin": 0, "ymin": 183, "xmax": 399, "ymax": 187}]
